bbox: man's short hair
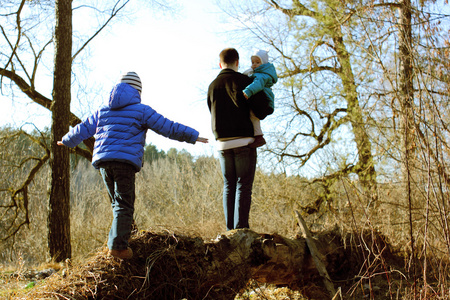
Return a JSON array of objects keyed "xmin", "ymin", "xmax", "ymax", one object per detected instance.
[{"xmin": 219, "ymin": 48, "xmax": 239, "ymax": 65}]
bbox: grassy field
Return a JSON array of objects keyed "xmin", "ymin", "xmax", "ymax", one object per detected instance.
[
  {"xmin": 1, "ymin": 153, "xmax": 449, "ymax": 299},
  {"xmin": 1, "ymin": 155, "xmax": 314, "ymax": 267}
]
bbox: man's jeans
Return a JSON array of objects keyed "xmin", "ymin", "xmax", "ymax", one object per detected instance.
[
  {"xmin": 99, "ymin": 162, "xmax": 136, "ymax": 251},
  {"xmin": 218, "ymin": 146, "xmax": 257, "ymax": 230}
]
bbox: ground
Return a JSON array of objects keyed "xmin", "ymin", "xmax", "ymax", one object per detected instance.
[{"xmin": 1, "ymin": 229, "xmax": 417, "ymax": 300}]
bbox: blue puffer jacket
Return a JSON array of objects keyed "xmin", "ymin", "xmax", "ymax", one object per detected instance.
[
  {"xmin": 61, "ymin": 83, "xmax": 199, "ymax": 171},
  {"xmin": 242, "ymin": 62, "xmax": 278, "ymax": 110}
]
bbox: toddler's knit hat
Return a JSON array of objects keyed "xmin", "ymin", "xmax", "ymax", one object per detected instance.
[
  {"xmin": 252, "ymin": 50, "xmax": 269, "ymax": 64},
  {"xmin": 121, "ymin": 71, "xmax": 142, "ymax": 93}
]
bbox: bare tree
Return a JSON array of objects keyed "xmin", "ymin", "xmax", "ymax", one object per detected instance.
[
  {"xmin": 0, "ymin": 127, "xmax": 50, "ymax": 244},
  {"xmin": 220, "ymin": 0, "xmax": 449, "ymax": 213},
  {"xmin": 220, "ymin": 0, "xmax": 378, "ymax": 203},
  {"xmin": 0, "ymin": 0, "xmax": 132, "ymax": 261},
  {"xmin": 48, "ymin": 0, "xmax": 73, "ymax": 262},
  {"xmin": 222, "ymin": 0, "xmax": 450, "ymax": 296}
]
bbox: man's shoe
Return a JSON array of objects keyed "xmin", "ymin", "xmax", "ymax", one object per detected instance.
[
  {"xmin": 249, "ymin": 135, "xmax": 266, "ymax": 148},
  {"xmin": 109, "ymin": 247, "xmax": 133, "ymax": 259}
]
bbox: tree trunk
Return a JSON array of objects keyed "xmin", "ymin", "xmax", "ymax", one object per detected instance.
[
  {"xmin": 266, "ymin": 1, "xmax": 378, "ymax": 203},
  {"xmin": 48, "ymin": 0, "xmax": 72, "ymax": 262},
  {"xmin": 332, "ymin": 26, "xmax": 378, "ymax": 203},
  {"xmin": 398, "ymin": 0, "xmax": 417, "ymax": 280}
]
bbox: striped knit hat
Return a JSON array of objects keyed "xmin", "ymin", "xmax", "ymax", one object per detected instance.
[{"xmin": 120, "ymin": 71, "xmax": 142, "ymax": 93}]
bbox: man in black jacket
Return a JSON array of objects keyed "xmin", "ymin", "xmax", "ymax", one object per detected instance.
[{"xmin": 207, "ymin": 48, "xmax": 258, "ymax": 230}]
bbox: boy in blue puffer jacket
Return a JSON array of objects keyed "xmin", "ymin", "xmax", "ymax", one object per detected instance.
[
  {"xmin": 57, "ymin": 72, "xmax": 208, "ymax": 259},
  {"xmin": 243, "ymin": 50, "xmax": 278, "ymax": 148}
]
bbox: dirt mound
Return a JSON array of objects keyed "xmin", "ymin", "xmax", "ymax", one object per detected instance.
[
  {"xmin": 24, "ymin": 231, "xmax": 215, "ymax": 299},
  {"xmin": 19, "ymin": 228, "xmax": 407, "ymax": 300}
]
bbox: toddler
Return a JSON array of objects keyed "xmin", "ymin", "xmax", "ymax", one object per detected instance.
[{"xmin": 243, "ymin": 50, "xmax": 277, "ymax": 148}]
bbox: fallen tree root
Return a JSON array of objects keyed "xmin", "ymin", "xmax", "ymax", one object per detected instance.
[{"xmin": 24, "ymin": 226, "xmax": 403, "ymax": 300}]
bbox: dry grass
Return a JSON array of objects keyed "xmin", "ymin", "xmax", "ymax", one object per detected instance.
[
  {"xmin": 2, "ymin": 150, "xmax": 450, "ymax": 299},
  {"xmin": 2, "ymin": 226, "xmax": 412, "ymax": 300}
]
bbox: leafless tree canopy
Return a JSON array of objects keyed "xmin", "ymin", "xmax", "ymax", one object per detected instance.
[
  {"xmin": 218, "ymin": 0, "xmax": 449, "ymax": 193},
  {"xmin": 217, "ymin": 1, "xmax": 450, "ymax": 295}
]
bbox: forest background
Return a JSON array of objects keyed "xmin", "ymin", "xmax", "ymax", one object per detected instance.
[{"xmin": 1, "ymin": 0, "xmax": 450, "ymax": 298}]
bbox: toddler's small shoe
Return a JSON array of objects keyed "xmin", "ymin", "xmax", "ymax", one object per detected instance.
[
  {"xmin": 249, "ymin": 135, "xmax": 266, "ymax": 148},
  {"xmin": 109, "ymin": 247, "xmax": 133, "ymax": 259}
]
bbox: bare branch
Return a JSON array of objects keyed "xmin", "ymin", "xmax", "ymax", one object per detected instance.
[
  {"xmin": 0, "ymin": 67, "xmax": 52, "ymax": 109},
  {"xmin": 0, "ymin": 68, "xmax": 95, "ymax": 153},
  {"xmin": 311, "ymin": 164, "xmax": 357, "ymax": 184},
  {"xmin": 1, "ymin": 129, "xmax": 50, "ymax": 242},
  {"xmin": 72, "ymin": 0, "xmax": 130, "ymax": 61},
  {"xmin": 67, "ymin": 145, "xmax": 93, "ymax": 161},
  {"xmin": 280, "ymin": 65, "xmax": 341, "ymax": 78},
  {"xmin": 266, "ymin": 0, "xmax": 317, "ymax": 18},
  {"xmin": 3, "ymin": 0, "xmax": 26, "ymax": 71}
]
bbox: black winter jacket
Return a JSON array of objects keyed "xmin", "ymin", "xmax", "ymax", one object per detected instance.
[{"xmin": 207, "ymin": 69, "xmax": 254, "ymax": 140}]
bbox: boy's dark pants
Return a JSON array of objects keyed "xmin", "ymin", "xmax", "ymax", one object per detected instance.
[{"xmin": 99, "ymin": 161, "xmax": 136, "ymax": 251}]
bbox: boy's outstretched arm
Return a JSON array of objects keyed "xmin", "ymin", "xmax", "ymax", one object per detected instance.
[
  {"xmin": 58, "ymin": 137, "xmax": 208, "ymax": 145},
  {"xmin": 196, "ymin": 137, "xmax": 209, "ymax": 143}
]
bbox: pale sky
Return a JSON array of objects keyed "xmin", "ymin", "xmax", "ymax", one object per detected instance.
[{"xmin": 1, "ymin": 1, "xmax": 257, "ymax": 157}]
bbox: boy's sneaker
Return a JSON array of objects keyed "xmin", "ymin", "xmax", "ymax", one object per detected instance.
[
  {"xmin": 249, "ymin": 135, "xmax": 266, "ymax": 148},
  {"xmin": 109, "ymin": 247, "xmax": 133, "ymax": 259}
]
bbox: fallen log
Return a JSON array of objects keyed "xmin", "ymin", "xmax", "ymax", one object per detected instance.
[
  {"xmin": 296, "ymin": 210, "xmax": 337, "ymax": 297},
  {"xmin": 24, "ymin": 225, "xmax": 400, "ymax": 300},
  {"xmin": 212, "ymin": 229, "xmax": 306, "ymax": 285},
  {"xmin": 26, "ymin": 229, "xmax": 310, "ymax": 299}
]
